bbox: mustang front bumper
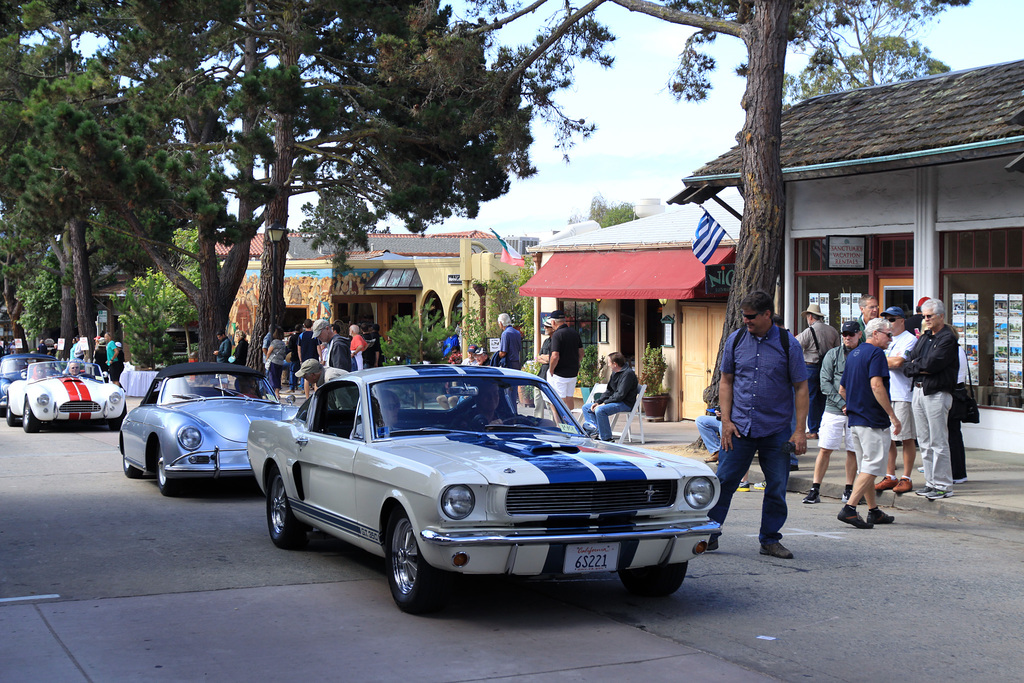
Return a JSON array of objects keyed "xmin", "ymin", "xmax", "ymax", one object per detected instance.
[{"xmin": 418, "ymin": 519, "xmax": 720, "ymax": 576}]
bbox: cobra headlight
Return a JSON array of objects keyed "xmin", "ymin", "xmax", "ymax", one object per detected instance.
[
  {"xmin": 177, "ymin": 426, "xmax": 203, "ymax": 451},
  {"xmin": 683, "ymin": 476, "xmax": 715, "ymax": 509},
  {"xmin": 109, "ymin": 392, "xmax": 123, "ymax": 404},
  {"xmin": 35, "ymin": 394, "xmax": 51, "ymax": 406},
  {"xmin": 440, "ymin": 485, "xmax": 475, "ymax": 520}
]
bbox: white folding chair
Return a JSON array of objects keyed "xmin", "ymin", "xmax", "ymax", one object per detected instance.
[
  {"xmin": 610, "ymin": 384, "xmax": 647, "ymax": 444},
  {"xmin": 571, "ymin": 383, "xmax": 607, "ymax": 422}
]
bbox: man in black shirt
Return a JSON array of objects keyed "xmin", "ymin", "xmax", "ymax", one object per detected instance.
[
  {"xmin": 581, "ymin": 352, "xmax": 638, "ymax": 441},
  {"xmin": 547, "ymin": 310, "xmax": 584, "ymax": 411}
]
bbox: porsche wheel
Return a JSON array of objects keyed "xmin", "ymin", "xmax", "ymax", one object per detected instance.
[
  {"xmin": 267, "ymin": 466, "xmax": 309, "ymax": 550},
  {"xmin": 5, "ymin": 405, "xmax": 18, "ymax": 427},
  {"xmin": 22, "ymin": 399, "xmax": 40, "ymax": 433},
  {"xmin": 156, "ymin": 455, "xmax": 182, "ymax": 497},
  {"xmin": 385, "ymin": 509, "xmax": 452, "ymax": 614},
  {"xmin": 619, "ymin": 562, "xmax": 688, "ymax": 597},
  {"xmin": 123, "ymin": 452, "xmax": 144, "ymax": 479}
]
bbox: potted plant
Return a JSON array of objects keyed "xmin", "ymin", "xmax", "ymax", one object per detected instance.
[
  {"xmin": 639, "ymin": 344, "xmax": 669, "ymax": 421},
  {"xmin": 577, "ymin": 345, "xmax": 601, "ymax": 403},
  {"xmin": 520, "ymin": 359, "xmax": 540, "ymax": 406}
]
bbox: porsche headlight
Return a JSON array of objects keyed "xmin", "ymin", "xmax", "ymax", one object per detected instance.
[
  {"xmin": 440, "ymin": 485, "xmax": 475, "ymax": 520},
  {"xmin": 36, "ymin": 394, "xmax": 51, "ymax": 406},
  {"xmin": 177, "ymin": 426, "xmax": 203, "ymax": 451},
  {"xmin": 683, "ymin": 477, "xmax": 715, "ymax": 509}
]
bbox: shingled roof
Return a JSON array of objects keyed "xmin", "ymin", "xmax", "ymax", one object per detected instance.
[{"xmin": 687, "ymin": 59, "xmax": 1024, "ymax": 184}]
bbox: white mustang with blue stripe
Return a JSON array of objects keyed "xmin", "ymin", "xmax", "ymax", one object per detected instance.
[{"xmin": 247, "ymin": 364, "xmax": 720, "ymax": 614}]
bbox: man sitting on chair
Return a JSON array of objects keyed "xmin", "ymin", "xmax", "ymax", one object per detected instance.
[{"xmin": 581, "ymin": 352, "xmax": 638, "ymax": 441}]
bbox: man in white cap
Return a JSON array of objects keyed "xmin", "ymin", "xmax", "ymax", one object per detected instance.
[
  {"xmin": 796, "ymin": 303, "xmax": 839, "ymax": 439},
  {"xmin": 313, "ymin": 319, "xmax": 350, "ymax": 380}
]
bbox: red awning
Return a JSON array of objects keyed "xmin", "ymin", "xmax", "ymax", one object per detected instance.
[{"xmin": 519, "ymin": 248, "xmax": 734, "ymax": 300}]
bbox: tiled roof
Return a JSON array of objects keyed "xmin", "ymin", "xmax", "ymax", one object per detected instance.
[
  {"xmin": 689, "ymin": 60, "xmax": 1024, "ymax": 180},
  {"xmin": 536, "ymin": 188, "xmax": 742, "ymax": 250}
]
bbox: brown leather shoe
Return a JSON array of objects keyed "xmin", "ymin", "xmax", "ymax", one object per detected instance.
[
  {"xmin": 875, "ymin": 477, "xmax": 899, "ymax": 491},
  {"xmin": 759, "ymin": 542, "xmax": 794, "ymax": 559},
  {"xmin": 704, "ymin": 452, "xmax": 719, "ymax": 463},
  {"xmin": 892, "ymin": 477, "xmax": 914, "ymax": 494}
]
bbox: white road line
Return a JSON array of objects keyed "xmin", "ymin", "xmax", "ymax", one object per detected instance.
[
  {"xmin": 745, "ymin": 528, "xmax": 848, "ymax": 540},
  {"xmin": 0, "ymin": 594, "xmax": 61, "ymax": 603}
]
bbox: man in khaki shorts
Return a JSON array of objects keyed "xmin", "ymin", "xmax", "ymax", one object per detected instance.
[
  {"xmin": 876, "ymin": 306, "xmax": 918, "ymax": 494},
  {"xmin": 839, "ymin": 318, "xmax": 902, "ymax": 529}
]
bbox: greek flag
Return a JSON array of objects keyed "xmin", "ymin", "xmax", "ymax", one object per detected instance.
[{"xmin": 692, "ymin": 209, "xmax": 726, "ymax": 264}]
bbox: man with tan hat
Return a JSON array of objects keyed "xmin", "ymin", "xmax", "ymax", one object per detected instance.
[
  {"xmin": 295, "ymin": 358, "xmax": 324, "ymax": 391},
  {"xmin": 796, "ymin": 302, "xmax": 840, "ymax": 439}
]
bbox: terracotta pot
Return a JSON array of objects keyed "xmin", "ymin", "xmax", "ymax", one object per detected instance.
[{"xmin": 641, "ymin": 394, "xmax": 669, "ymax": 422}]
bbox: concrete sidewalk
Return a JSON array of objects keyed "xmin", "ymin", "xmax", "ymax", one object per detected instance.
[{"xmin": 629, "ymin": 417, "xmax": 1024, "ymax": 526}]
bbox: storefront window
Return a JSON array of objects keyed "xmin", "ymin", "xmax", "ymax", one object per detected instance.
[
  {"xmin": 560, "ymin": 301, "xmax": 598, "ymax": 346},
  {"xmin": 795, "ymin": 238, "xmax": 870, "ymax": 328}
]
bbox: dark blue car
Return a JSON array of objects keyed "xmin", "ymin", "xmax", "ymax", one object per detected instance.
[{"xmin": 0, "ymin": 353, "xmax": 53, "ymax": 417}]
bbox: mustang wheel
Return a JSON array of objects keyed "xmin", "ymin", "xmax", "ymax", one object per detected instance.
[
  {"xmin": 123, "ymin": 452, "xmax": 144, "ymax": 479},
  {"xmin": 5, "ymin": 405, "xmax": 18, "ymax": 427},
  {"xmin": 618, "ymin": 562, "xmax": 688, "ymax": 597},
  {"xmin": 22, "ymin": 399, "xmax": 40, "ymax": 433},
  {"xmin": 267, "ymin": 466, "xmax": 309, "ymax": 550},
  {"xmin": 385, "ymin": 509, "xmax": 452, "ymax": 614},
  {"xmin": 156, "ymin": 455, "xmax": 182, "ymax": 497}
]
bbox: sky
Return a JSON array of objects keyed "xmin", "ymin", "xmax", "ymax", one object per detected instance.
[{"xmin": 374, "ymin": 0, "xmax": 1024, "ymax": 239}]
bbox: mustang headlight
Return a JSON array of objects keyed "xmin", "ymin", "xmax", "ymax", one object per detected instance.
[
  {"xmin": 177, "ymin": 426, "xmax": 203, "ymax": 451},
  {"xmin": 440, "ymin": 485, "xmax": 475, "ymax": 520},
  {"xmin": 36, "ymin": 394, "xmax": 51, "ymax": 406},
  {"xmin": 683, "ymin": 477, "xmax": 715, "ymax": 509}
]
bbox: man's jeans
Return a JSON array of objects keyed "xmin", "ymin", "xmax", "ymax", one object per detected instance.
[
  {"xmin": 913, "ymin": 387, "xmax": 953, "ymax": 490},
  {"xmin": 709, "ymin": 429, "xmax": 791, "ymax": 546},
  {"xmin": 806, "ymin": 363, "xmax": 825, "ymax": 434},
  {"xmin": 696, "ymin": 415, "xmax": 722, "ymax": 455},
  {"xmin": 582, "ymin": 400, "xmax": 631, "ymax": 440}
]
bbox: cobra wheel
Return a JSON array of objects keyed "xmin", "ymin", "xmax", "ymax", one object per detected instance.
[
  {"xmin": 156, "ymin": 455, "xmax": 182, "ymax": 497},
  {"xmin": 266, "ymin": 466, "xmax": 309, "ymax": 550},
  {"xmin": 5, "ymin": 404, "xmax": 18, "ymax": 427},
  {"xmin": 22, "ymin": 399, "xmax": 40, "ymax": 433},
  {"xmin": 384, "ymin": 509, "xmax": 452, "ymax": 614},
  {"xmin": 619, "ymin": 562, "xmax": 688, "ymax": 597}
]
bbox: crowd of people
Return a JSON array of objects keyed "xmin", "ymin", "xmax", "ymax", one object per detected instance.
[{"xmin": 699, "ymin": 292, "xmax": 968, "ymax": 556}]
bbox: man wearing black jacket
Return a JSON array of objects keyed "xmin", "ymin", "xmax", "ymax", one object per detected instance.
[
  {"xmin": 903, "ymin": 299, "xmax": 959, "ymax": 500},
  {"xmin": 581, "ymin": 352, "xmax": 638, "ymax": 441}
]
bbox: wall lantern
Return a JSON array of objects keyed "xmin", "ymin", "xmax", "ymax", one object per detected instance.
[
  {"xmin": 658, "ymin": 298, "xmax": 668, "ymax": 305},
  {"xmin": 597, "ymin": 313, "xmax": 609, "ymax": 344},
  {"xmin": 661, "ymin": 314, "xmax": 675, "ymax": 347}
]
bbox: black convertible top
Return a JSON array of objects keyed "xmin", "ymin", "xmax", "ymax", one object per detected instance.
[{"xmin": 154, "ymin": 362, "xmax": 264, "ymax": 380}]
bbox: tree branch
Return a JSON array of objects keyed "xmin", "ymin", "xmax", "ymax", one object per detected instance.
[{"xmin": 609, "ymin": 0, "xmax": 744, "ymax": 38}]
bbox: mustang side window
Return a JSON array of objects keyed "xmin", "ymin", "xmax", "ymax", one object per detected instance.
[{"xmin": 317, "ymin": 382, "xmax": 360, "ymax": 438}]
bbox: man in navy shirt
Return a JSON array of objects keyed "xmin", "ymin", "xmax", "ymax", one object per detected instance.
[
  {"xmin": 839, "ymin": 318, "xmax": 902, "ymax": 529},
  {"xmin": 708, "ymin": 291, "xmax": 808, "ymax": 560}
]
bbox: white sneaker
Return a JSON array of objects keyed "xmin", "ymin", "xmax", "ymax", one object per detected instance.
[
  {"xmin": 917, "ymin": 466, "xmax": 925, "ymax": 473},
  {"xmin": 953, "ymin": 477, "xmax": 968, "ymax": 484}
]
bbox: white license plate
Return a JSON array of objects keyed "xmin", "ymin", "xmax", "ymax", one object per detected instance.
[{"xmin": 563, "ymin": 542, "xmax": 620, "ymax": 574}]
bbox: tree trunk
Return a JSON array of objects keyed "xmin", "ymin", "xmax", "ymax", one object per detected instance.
[
  {"xmin": 60, "ymin": 281, "xmax": 75, "ymax": 359},
  {"xmin": 703, "ymin": 0, "xmax": 792, "ymax": 407},
  {"xmin": 69, "ymin": 217, "xmax": 97, "ymax": 356}
]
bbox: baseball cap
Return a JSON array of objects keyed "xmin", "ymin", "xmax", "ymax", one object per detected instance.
[
  {"xmin": 542, "ymin": 317, "xmax": 553, "ymax": 328},
  {"xmin": 841, "ymin": 321, "xmax": 859, "ymax": 335},
  {"xmin": 917, "ymin": 296, "xmax": 931, "ymax": 309},
  {"xmin": 311, "ymin": 319, "xmax": 330, "ymax": 335},
  {"xmin": 548, "ymin": 310, "xmax": 566, "ymax": 321},
  {"xmin": 115, "ymin": 342, "xmax": 122, "ymax": 348},
  {"xmin": 883, "ymin": 306, "xmax": 905, "ymax": 318},
  {"xmin": 466, "ymin": 344, "xmax": 482, "ymax": 356},
  {"xmin": 295, "ymin": 359, "xmax": 322, "ymax": 378}
]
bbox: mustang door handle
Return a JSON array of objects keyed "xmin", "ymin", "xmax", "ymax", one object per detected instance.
[{"xmin": 295, "ymin": 435, "xmax": 309, "ymax": 446}]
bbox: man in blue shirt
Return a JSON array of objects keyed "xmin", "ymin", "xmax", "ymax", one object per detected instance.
[
  {"xmin": 839, "ymin": 317, "xmax": 901, "ymax": 528},
  {"xmin": 708, "ymin": 290, "xmax": 808, "ymax": 560},
  {"xmin": 497, "ymin": 313, "xmax": 522, "ymax": 370}
]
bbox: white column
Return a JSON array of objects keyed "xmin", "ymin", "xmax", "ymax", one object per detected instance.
[{"xmin": 915, "ymin": 167, "xmax": 940, "ymax": 301}]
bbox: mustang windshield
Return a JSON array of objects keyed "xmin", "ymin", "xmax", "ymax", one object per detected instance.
[
  {"xmin": 27, "ymin": 360, "xmax": 104, "ymax": 382},
  {"xmin": 367, "ymin": 375, "xmax": 583, "ymax": 439}
]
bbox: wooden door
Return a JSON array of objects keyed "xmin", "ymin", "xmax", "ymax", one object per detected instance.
[
  {"xmin": 878, "ymin": 277, "xmax": 914, "ymax": 314},
  {"xmin": 680, "ymin": 304, "xmax": 727, "ymax": 419}
]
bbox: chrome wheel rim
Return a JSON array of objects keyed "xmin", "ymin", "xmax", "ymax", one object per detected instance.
[
  {"xmin": 390, "ymin": 517, "xmax": 418, "ymax": 595},
  {"xmin": 269, "ymin": 476, "xmax": 288, "ymax": 536},
  {"xmin": 157, "ymin": 457, "xmax": 167, "ymax": 487}
]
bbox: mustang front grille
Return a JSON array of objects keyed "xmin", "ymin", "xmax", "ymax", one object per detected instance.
[
  {"xmin": 59, "ymin": 401, "xmax": 101, "ymax": 413},
  {"xmin": 506, "ymin": 480, "xmax": 677, "ymax": 515}
]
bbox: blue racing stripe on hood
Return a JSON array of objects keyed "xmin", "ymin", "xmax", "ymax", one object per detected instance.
[
  {"xmin": 574, "ymin": 453, "xmax": 646, "ymax": 481},
  {"xmin": 445, "ymin": 433, "xmax": 595, "ymax": 483}
]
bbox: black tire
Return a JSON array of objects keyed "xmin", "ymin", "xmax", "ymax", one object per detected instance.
[
  {"xmin": 123, "ymin": 452, "xmax": 144, "ymax": 479},
  {"xmin": 619, "ymin": 562, "xmax": 688, "ymax": 597},
  {"xmin": 22, "ymin": 399, "xmax": 40, "ymax": 433},
  {"xmin": 108, "ymin": 406, "xmax": 126, "ymax": 431},
  {"xmin": 5, "ymin": 405, "xmax": 18, "ymax": 427},
  {"xmin": 266, "ymin": 466, "xmax": 309, "ymax": 550},
  {"xmin": 156, "ymin": 455, "xmax": 182, "ymax": 497},
  {"xmin": 384, "ymin": 508, "xmax": 452, "ymax": 614}
]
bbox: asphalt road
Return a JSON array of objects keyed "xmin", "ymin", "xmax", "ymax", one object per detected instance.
[{"xmin": 2, "ymin": 419, "xmax": 1022, "ymax": 682}]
